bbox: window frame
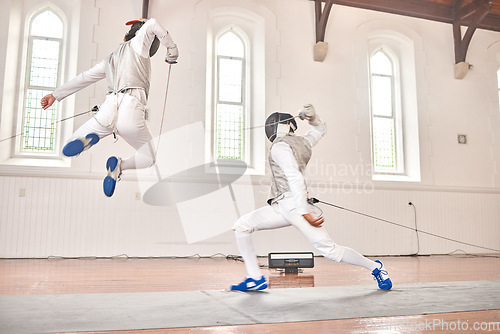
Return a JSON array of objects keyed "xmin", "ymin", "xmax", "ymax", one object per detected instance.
[
  {"xmin": 369, "ymin": 48, "xmax": 405, "ymax": 175},
  {"xmin": 202, "ymin": 5, "xmax": 270, "ymax": 176},
  {"xmin": 16, "ymin": 9, "xmax": 64, "ymax": 157},
  {"xmin": 213, "ymin": 28, "xmax": 249, "ymax": 164}
]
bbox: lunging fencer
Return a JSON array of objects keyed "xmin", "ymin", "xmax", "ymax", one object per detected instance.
[
  {"xmin": 40, "ymin": 18, "xmax": 178, "ymax": 197},
  {"xmin": 231, "ymin": 104, "xmax": 393, "ymax": 291}
]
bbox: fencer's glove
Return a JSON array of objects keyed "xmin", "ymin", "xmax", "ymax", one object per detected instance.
[
  {"xmin": 298, "ymin": 104, "xmax": 321, "ymax": 126},
  {"xmin": 165, "ymin": 44, "xmax": 179, "ymax": 64}
]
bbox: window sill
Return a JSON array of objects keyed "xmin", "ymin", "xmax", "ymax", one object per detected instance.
[
  {"xmin": 0, "ymin": 157, "xmax": 74, "ymax": 177},
  {"xmin": 2, "ymin": 157, "xmax": 70, "ymax": 168},
  {"xmin": 372, "ymin": 173, "xmax": 420, "ymax": 182},
  {"xmin": 208, "ymin": 159, "xmax": 264, "ymax": 176}
]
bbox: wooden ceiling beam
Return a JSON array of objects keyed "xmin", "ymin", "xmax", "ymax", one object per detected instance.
[
  {"xmin": 456, "ymin": 0, "xmax": 483, "ymax": 20},
  {"xmin": 452, "ymin": 0, "xmax": 466, "ymax": 12},
  {"xmin": 311, "ymin": 0, "xmax": 500, "ymax": 31},
  {"xmin": 315, "ymin": 0, "xmax": 334, "ymax": 42},
  {"xmin": 313, "ymin": 0, "xmax": 453, "ymax": 23},
  {"xmin": 309, "ymin": 0, "xmax": 496, "ymax": 73},
  {"xmin": 475, "ymin": 13, "xmax": 500, "ymax": 31},
  {"xmin": 142, "ymin": 0, "xmax": 149, "ymax": 19},
  {"xmin": 453, "ymin": 0, "xmax": 491, "ymax": 64},
  {"xmin": 312, "ymin": 0, "xmax": 333, "ymax": 61}
]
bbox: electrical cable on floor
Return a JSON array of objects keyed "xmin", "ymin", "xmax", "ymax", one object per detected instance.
[
  {"xmin": 35, "ymin": 251, "xmax": 500, "ymax": 261},
  {"xmin": 447, "ymin": 249, "xmax": 500, "ymax": 259},
  {"xmin": 111, "ymin": 254, "xmax": 129, "ymax": 259},
  {"xmin": 226, "ymin": 254, "xmax": 243, "ymax": 262},
  {"xmin": 44, "ymin": 253, "xmax": 243, "ymax": 261}
]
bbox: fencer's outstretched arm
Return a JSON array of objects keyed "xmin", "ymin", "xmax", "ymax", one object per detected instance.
[
  {"xmin": 300, "ymin": 104, "xmax": 326, "ymax": 147},
  {"xmin": 304, "ymin": 121, "xmax": 326, "ymax": 146},
  {"xmin": 131, "ymin": 18, "xmax": 178, "ymax": 62},
  {"xmin": 41, "ymin": 61, "xmax": 107, "ymax": 110}
]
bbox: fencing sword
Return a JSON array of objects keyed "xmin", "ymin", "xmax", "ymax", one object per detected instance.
[
  {"xmin": 151, "ymin": 63, "xmax": 172, "ymax": 182},
  {"xmin": 0, "ymin": 106, "xmax": 98, "ymax": 144},
  {"xmin": 243, "ymin": 115, "xmax": 301, "ymax": 131}
]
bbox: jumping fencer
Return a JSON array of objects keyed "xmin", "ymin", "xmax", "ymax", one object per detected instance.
[
  {"xmin": 231, "ymin": 104, "xmax": 393, "ymax": 291},
  {"xmin": 40, "ymin": 18, "xmax": 178, "ymax": 197}
]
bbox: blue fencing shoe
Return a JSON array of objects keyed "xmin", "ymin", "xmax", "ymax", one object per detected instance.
[
  {"xmin": 372, "ymin": 260, "xmax": 392, "ymax": 290},
  {"xmin": 103, "ymin": 156, "xmax": 121, "ymax": 197},
  {"xmin": 231, "ymin": 276, "xmax": 268, "ymax": 291},
  {"xmin": 62, "ymin": 133, "xmax": 99, "ymax": 157}
]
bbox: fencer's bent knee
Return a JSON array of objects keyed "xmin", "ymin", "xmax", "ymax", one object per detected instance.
[
  {"xmin": 233, "ymin": 215, "xmax": 255, "ymax": 234},
  {"xmin": 311, "ymin": 239, "xmax": 345, "ymax": 262},
  {"xmin": 234, "ymin": 230, "xmax": 250, "ymax": 240},
  {"xmin": 140, "ymin": 151, "xmax": 155, "ymax": 168}
]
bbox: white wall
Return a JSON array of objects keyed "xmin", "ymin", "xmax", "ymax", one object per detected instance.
[{"xmin": 0, "ymin": 0, "xmax": 499, "ymax": 258}]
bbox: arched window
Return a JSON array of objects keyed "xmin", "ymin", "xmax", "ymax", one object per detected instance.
[
  {"xmin": 203, "ymin": 6, "xmax": 269, "ymax": 175},
  {"xmin": 215, "ymin": 30, "xmax": 246, "ymax": 160},
  {"xmin": 21, "ymin": 10, "xmax": 63, "ymax": 153},
  {"xmin": 369, "ymin": 49, "xmax": 403, "ymax": 173}
]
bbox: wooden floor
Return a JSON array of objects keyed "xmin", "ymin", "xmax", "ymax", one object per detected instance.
[{"xmin": 0, "ymin": 254, "xmax": 499, "ymax": 333}]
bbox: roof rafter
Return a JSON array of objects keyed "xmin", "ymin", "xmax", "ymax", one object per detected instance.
[
  {"xmin": 453, "ymin": 0, "xmax": 491, "ymax": 64},
  {"xmin": 310, "ymin": 0, "xmax": 497, "ymax": 77},
  {"xmin": 142, "ymin": 0, "xmax": 149, "ymax": 18},
  {"xmin": 311, "ymin": 0, "xmax": 500, "ymax": 31}
]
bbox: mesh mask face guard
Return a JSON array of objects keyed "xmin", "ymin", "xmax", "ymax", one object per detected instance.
[
  {"xmin": 265, "ymin": 112, "xmax": 297, "ymax": 142},
  {"xmin": 124, "ymin": 20, "xmax": 160, "ymax": 57}
]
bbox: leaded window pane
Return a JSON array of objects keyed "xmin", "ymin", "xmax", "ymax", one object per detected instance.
[
  {"xmin": 29, "ymin": 39, "xmax": 60, "ymax": 88},
  {"xmin": 23, "ymin": 89, "xmax": 56, "ymax": 151},
  {"xmin": 217, "ymin": 32, "xmax": 244, "ymax": 57},
  {"xmin": 373, "ymin": 117, "xmax": 396, "ymax": 169},
  {"xmin": 216, "ymin": 104, "xmax": 243, "ymax": 159},
  {"xmin": 371, "ymin": 75, "xmax": 393, "ymax": 117},
  {"xmin": 31, "ymin": 10, "xmax": 63, "ymax": 38},
  {"xmin": 218, "ymin": 58, "xmax": 243, "ymax": 103}
]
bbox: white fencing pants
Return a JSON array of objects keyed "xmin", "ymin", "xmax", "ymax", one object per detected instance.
[
  {"xmin": 67, "ymin": 93, "xmax": 155, "ymax": 171},
  {"xmin": 233, "ymin": 197, "xmax": 346, "ymax": 279}
]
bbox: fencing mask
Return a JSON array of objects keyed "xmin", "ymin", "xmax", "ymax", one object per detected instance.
[
  {"xmin": 124, "ymin": 19, "xmax": 160, "ymax": 57},
  {"xmin": 265, "ymin": 112, "xmax": 297, "ymax": 142}
]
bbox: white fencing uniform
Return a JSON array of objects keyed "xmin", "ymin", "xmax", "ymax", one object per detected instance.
[
  {"xmin": 52, "ymin": 19, "xmax": 176, "ymax": 171},
  {"xmin": 233, "ymin": 108, "xmax": 389, "ymax": 287},
  {"xmin": 233, "ymin": 121, "xmax": 347, "ymax": 279}
]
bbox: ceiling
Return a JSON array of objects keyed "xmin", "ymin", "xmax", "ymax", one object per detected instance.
[{"xmin": 319, "ymin": 0, "xmax": 500, "ymax": 32}]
